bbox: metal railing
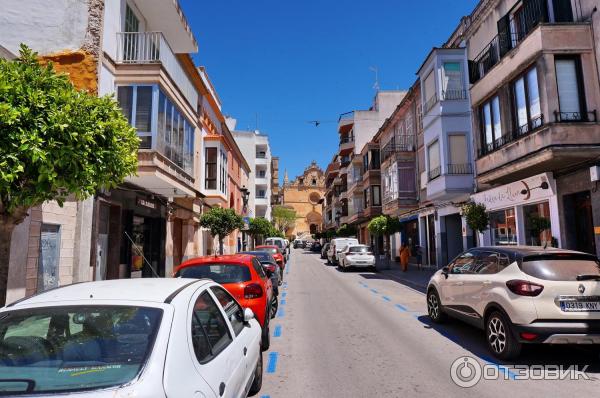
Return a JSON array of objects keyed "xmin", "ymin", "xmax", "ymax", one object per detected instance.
[
  {"xmin": 116, "ymin": 31, "xmax": 198, "ymax": 108},
  {"xmin": 442, "ymin": 89, "xmax": 467, "ymax": 101},
  {"xmin": 447, "ymin": 163, "xmax": 473, "ymax": 175},
  {"xmin": 340, "ymin": 135, "xmax": 354, "ymax": 145},
  {"xmin": 478, "ymin": 114, "xmax": 545, "ymax": 157},
  {"xmin": 554, "ymin": 110, "xmax": 597, "ymax": 123},
  {"xmin": 382, "ymin": 137, "xmax": 416, "ymax": 161},
  {"xmin": 339, "ymin": 111, "xmax": 354, "ymax": 122},
  {"xmin": 428, "ymin": 166, "xmax": 441, "ymax": 181}
]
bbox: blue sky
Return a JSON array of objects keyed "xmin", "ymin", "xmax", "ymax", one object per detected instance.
[{"xmin": 179, "ymin": 0, "xmax": 478, "ymax": 181}]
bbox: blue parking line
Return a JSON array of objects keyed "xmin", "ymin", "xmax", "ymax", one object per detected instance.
[
  {"xmin": 395, "ymin": 304, "xmax": 408, "ymax": 312},
  {"xmin": 267, "ymin": 352, "xmax": 279, "ymax": 373},
  {"xmin": 261, "ymin": 395, "xmax": 271, "ymax": 398},
  {"xmin": 479, "ymin": 356, "xmax": 517, "ymax": 380},
  {"xmin": 370, "ymin": 288, "xmax": 378, "ymax": 294},
  {"xmin": 277, "ymin": 307, "xmax": 285, "ymax": 318},
  {"xmin": 273, "ymin": 325, "xmax": 282, "ymax": 337},
  {"xmin": 382, "ymin": 296, "xmax": 391, "ymax": 302},
  {"xmin": 282, "ymin": 292, "xmax": 287, "ymax": 298},
  {"xmin": 281, "ymin": 299, "xmax": 287, "ymax": 305}
]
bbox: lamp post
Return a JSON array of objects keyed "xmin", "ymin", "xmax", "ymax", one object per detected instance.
[{"xmin": 240, "ymin": 186, "xmax": 250, "ymax": 250}]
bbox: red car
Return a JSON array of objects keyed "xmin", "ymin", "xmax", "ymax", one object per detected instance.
[
  {"xmin": 174, "ymin": 254, "xmax": 274, "ymax": 350},
  {"xmin": 255, "ymin": 245, "xmax": 286, "ymax": 275}
]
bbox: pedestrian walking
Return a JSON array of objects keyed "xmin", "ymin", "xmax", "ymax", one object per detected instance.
[{"xmin": 399, "ymin": 242, "xmax": 410, "ymax": 272}]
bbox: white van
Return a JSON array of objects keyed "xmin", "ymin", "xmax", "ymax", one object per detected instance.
[
  {"xmin": 327, "ymin": 237, "xmax": 359, "ymax": 265},
  {"xmin": 265, "ymin": 237, "xmax": 288, "ymax": 259}
]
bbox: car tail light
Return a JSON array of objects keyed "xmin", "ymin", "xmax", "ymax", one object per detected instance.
[
  {"xmin": 263, "ymin": 264, "xmax": 277, "ymax": 273},
  {"xmin": 244, "ymin": 283, "xmax": 263, "ymax": 299},
  {"xmin": 506, "ymin": 279, "xmax": 544, "ymax": 296}
]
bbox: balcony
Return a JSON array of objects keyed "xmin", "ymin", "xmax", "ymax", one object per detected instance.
[
  {"xmin": 441, "ymin": 89, "xmax": 467, "ymax": 101},
  {"xmin": 382, "ymin": 137, "xmax": 416, "ymax": 162},
  {"xmin": 255, "ymin": 177, "xmax": 268, "ymax": 186},
  {"xmin": 115, "ymin": 31, "xmax": 197, "ymax": 108},
  {"xmin": 447, "ymin": 163, "xmax": 473, "ymax": 175},
  {"xmin": 339, "ymin": 134, "xmax": 355, "ymax": 155},
  {"xmin": 478, "ymin": 114, "xmax": 545, "ymax": 157},
  {"xmin": 554, "ymin": 111, "xmax": 597, "ymax": 123},
  {"xmin": 127, "ymin": 150, "xmax": 196, "ymax": 197}
]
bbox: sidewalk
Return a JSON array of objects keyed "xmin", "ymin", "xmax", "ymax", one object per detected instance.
[{"xmin": 378, "ymin": 261, "xmax": 437, "ymax": 293}]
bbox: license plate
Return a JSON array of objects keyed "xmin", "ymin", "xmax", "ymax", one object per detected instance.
[{"xmin": 560, "ymin": 300, "xmax": 600, "ymax": 312}]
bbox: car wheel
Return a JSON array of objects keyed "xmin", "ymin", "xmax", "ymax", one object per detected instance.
[
  {"xmin": 270, "ymin": 296, "xmax": 278, "ymax": 319},
  {"xmin": 427, "ymin": 289, "xmax": 447, "ymax": 323},
  {"xmin": 248, "ymin": 350, "xmax": 263, "ymax": 396},
  {"xmin": 261, "ymin": 318, "xmax": 270, "ymax": 351},
  {"xmin": 486, "ymin": 311, "xmax": 521, "ymax": 360}
]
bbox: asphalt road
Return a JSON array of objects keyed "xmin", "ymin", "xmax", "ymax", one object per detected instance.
[{"xmin": 259, "ymin": 248, "xmax": 600, "ymax": 398}]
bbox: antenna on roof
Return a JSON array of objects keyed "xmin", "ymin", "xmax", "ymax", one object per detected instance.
[{"xmin": 369, "ymin": 66, "xmax": 379, "ymax": 91}]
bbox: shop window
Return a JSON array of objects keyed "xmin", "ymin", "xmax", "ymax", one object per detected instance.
[
  {"xmin": 489, "ymin": 208, "xmax": 517, "ymax": 246},
  {"xmin": 38, "ymin": 224, "xmax": 61, "ymax": 292},
  {"xmin": 524, "ymin": 202, "xmax": 552, "ymax": 246},
  {"xmin": 205, "ymin": 147, "xmax": 217, "ymax": 190}
]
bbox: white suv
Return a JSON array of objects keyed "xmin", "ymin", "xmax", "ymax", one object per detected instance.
[{"xmin": 426, "ymin": 246, "xmax": 600, "ymax": 359}]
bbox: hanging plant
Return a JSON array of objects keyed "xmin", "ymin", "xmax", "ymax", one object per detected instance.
[{"xmin": 462, "ymin": 202, "xmax": 489, "ymax": 233}]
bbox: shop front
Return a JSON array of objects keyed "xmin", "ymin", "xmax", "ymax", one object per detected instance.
[{"xmin": 471, "ymin": 172, "xmax": 561, "ymax": 248}]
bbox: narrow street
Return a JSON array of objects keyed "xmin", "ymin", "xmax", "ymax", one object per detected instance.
[{"xmin": 261, "ymin": 249, "xmax": 600, "ymax": 398}]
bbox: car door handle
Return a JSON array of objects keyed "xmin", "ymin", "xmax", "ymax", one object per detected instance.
[
  {"xmin": 219, "ymin": 382, "xmax": 226, "ymax": 396},
  {"xmin": 454, "ymin": 282, "xmax": 464, "ymax": 286},
  {"xmin": 483, "ymin": 280, "xmax": 492, "ymax": 285},
  {"xmin": 243, "ymin": 347, "xmax": 247, "ymax": 356}
]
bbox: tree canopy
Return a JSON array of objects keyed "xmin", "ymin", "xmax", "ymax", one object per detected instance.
[
  {"xmin": 199, "ymin": 207, "xmax": 244, "ymax": 254},
  {"xmin": 272, "ymin": 205, "xmax": 296, "ymax": 233}
]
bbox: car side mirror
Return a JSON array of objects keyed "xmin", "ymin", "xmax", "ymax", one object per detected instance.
[
  {"xmin": 243, "ymin": 308, "xmax": 255, "ymax": 323},
  {"xmin": 442, "ymin": 266, "xmax": 449, "ymax": 279}
]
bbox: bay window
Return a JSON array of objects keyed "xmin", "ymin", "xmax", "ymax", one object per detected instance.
[
  {"xmin": 427, "ymin": 140, "xmax": 441, "ymax": 180},
  {"xmin": 442, "ymin": 62, "xmax": 464, "ymax": 99},
  {"xmin": 512, "ymin": 67, "xmax": 542, "ymax": 135},
  {"xmin": 205, "ymin": 148, "xmax": 217, "ymax": 190}
]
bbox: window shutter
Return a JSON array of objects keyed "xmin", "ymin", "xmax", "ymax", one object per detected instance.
[
  {"xmin": 552, "ymin": 0, "xmax": 573, "ymax": 22},
  {"xmin": 468, "ymin": 60, "xmax": 479, "ymax": 84},
  {"xmin": 497, "ymin": 14, "xmax": 511, "ymax": 57}
]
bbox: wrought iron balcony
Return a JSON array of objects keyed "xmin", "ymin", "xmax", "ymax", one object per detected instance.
[
  {"xmin": 478, "ymin": 114, "xmax": 545, "ymax": 157},
  {"xmin": 554, "ymin": 110, "xmax": 597, "ymax": 123},
  {"xmin": 441, "ymin": 89, "xmax": 467, "ymax": 101},
  {"xmin": 447, "ymin": 163, "xmax": 473, "ymax": 175},
  {"xmin": 428, "ymin": 166, "xmax": 441, "ymax": 181}
]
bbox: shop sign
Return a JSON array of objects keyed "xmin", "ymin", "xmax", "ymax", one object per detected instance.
[
  {"xmin": 471, "ymin": 173, "xmax": 555, "ymax": 210},
  {"xmin": 137, "ymin": 197, "xmax": 156, "ymax": 210}
]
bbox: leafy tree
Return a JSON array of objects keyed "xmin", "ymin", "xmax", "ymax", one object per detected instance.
[
  {"xmin": 368, "ymin": 216, "xmax": 401, "ymax": 256},
  {"xmin": 199, "ymin": 207, "xmax": 244, "ymax": 254},
  {"xmin": 462, "ymin": 202, "xmax": 489, "ymax": 233},
  {"xmin": 0, "ymin": 45, "xmax": 139, "ymax": 305},
  {"xmin": 336, "ymin": 223, "xmax": 356, "ymax": 237},
  {"xmin": 272, "ymin": 205, "xmax": 296, "ymax": 234},
  {"xmin": 247, "ymin": 217, "xmax": 272, "ymax": 245}
]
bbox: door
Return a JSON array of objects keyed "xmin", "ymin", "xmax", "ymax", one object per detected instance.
[
  {"xmin": 427, "ymin": 214, "xmax": 436, "ymax": 266},
  {"xmin": 189, "ymin": 291, "xmax": 246, "ymax": 398},
  {"xmin": 440, "ymin": 251, "xmax": 477, "ymax": 309},
  {"xmin": 563, "ymin": 191, "xmax": 596, "ymax": 255},
  {"xmin": 460, "ymin": 250, "xmax": 500, "ymax": 319},
  {"xmin": 210, "ymin": 286, "xmax": 260, "ymax": 396},
  {"xmin": 38, "ymin": 224, "xmax": 61, "ymax": 292}
]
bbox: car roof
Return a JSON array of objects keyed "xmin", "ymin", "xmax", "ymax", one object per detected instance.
[
  {"xmin": 177, "ymin": 254, "xmax": 255, "ymax": 270},
  {"xmin": 6, "ymin": 278, "xmax": 210, "ymax": 308},
  {"xmin": 468, "ymin": 246, "xmax": 598, "ymax": 262},
  {"xmin": 256, "ymin": 245, "xmax": 278, "ymax": 249}
]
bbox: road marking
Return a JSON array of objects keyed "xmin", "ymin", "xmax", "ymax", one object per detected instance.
[
  {"xmin": 395, "ymin": 304, "xmax": 408, "ymax": 312},
  {"xmin": 282, "ymin": 292, "xmax": 287, "ymax": 298},
  {"xmin": 267, "ymin": 352, "xmax": 279, "ymax": 373},
  {"xmin": 370, "ymin": 288, "xmax": 378, "ymax": 294},
  {"xmin": 273, "ymin": 325, "xmax": 282, "ymax": 337},
  {"xmin": 382, "ymin": 296, "xmax": 391, "ymax": 302},
  {"xmin": 277, "ymin": 307, "xmax": 285, "ymax": 318},
  {"xmin": 281, "ymin": 299, "xmax": 287, "ymax": 305}
]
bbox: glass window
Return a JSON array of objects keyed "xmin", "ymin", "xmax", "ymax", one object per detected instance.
[
  {"xmin": 0, "ymin": 306, "xmax": 161, "ymax": 393},
  {"xmin": 442, "ymin": 62, "xmax": 462, "ymax": 98},
  {"xmin": 211, "ymin": 287, "xmax": 245, "ymax": 337},
  {"xmin": 372, "ymin": 185, "xmax": 381, "ymax": 206},
  {"xmin": 513, "ymin": 67, "xmax": 542, "ymax": 133},
  {"xmin": 165, "ymin": 100, "xmax": 173, "ymax": 159},
  {"xmin": 251, "ymin": 258, "xmax": 267, "ymax": 279},
  {"xmin": 524, "ymin": 202, "xmax": 552, "ymax": 246},
  {"xmin": 514, "ymin": 77, "xmax": 528, "ymax": 128},
  {"xmin": 157, "ymin": 91, "xmax": 166, "ymax": 153},
  {"xmin": 489, "ymin": 208, "xmax": 518, "ymax": 246},
  {"xmin": 423, "ymin": 70, "xmax": 436, "ymax": 105},
  {"xmin": 556, "ymin": 58, "xmax": 582, "ymax": 116},
  {"xmin": 117, "ymin": 86, "xmax": 133, "ymax": 124},
  {"xmin": 521, "ymin": 254, "xmax": 600, "ymax": 281},
  {"xmin": 449, "ymin": 251, "xmax": 477, "ymax": 274},
  {"xmin": 527, "ymin": 68, "xmax": 541, "ymax": 118},
  {"xmin": 177, "ymin": 264, "xmax": 251, "ymax": 284},
  {"xmin": 483, "ymin": 102, "xmax": 493, "ymax": 146},
  {"xmin": 492, "ymin": 97, "xmax": 502, "ymax": 139},
  {"xmin": 135, "ymin": 86, "xmax": 153, "ymax": 132},
  {"xmin": 38, "ymin": 224, "xmax": 60, "ymax": 292},
  {"xmin": 124, "ymin": 4, "xmax": 139, "ymax": 32},
  {"xmin": 473, "ymin": 251, "xmax": 499, "ymax": 274},
  {"xmin": 448, "ymin": 135, "xmax": 468, "ymax": 167},
  {"xmin": 205, "ymin": 148, "xmax": 217, "ymax": 190},
  {"xmin": 427, "ymin": 140, "xmax": 440, "ymax": 177},
  {"xmin": 191, "ymin": 292, "xmax": 232, "ymax": 364}
]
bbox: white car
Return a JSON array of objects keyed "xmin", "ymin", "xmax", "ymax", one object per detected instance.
[
  {"xmin": 327, "ymin": 238, "xmax": 359, "ymax": 265},
  {"xmin": 265, "ymin": 237, "xmax": 288, "ymax": 259},
  {"xmin": 338, "ymin": 244, "xmax": 376, "ymax": 271},
  {"xmin": 426, "ymin": 246, "xmax": 600, "ymax": 359},
  {"xmin": 0, "ymin": 279, "xmax": 263, "ymax": 397}
]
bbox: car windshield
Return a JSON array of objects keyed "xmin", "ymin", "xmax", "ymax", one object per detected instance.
[
  {"xmin": 177, "ymin": 264, "xmax": 251, "ymax": 284},
  {"xmin": 241, "ymin": 252, "xmax": 275, "ymax": 263},
  {"xmin": 348, "ymin": 246, "xmax": 369, "ymax": 253},
  {"xmin": 0, "ymin": 306, "xmax": 162, "ymax": 395},
  {"xmin": 521, "ymin": 254, "xmax": 600, "ymax": 281}
]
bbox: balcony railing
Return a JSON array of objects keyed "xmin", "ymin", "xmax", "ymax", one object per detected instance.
[
  {"xmin": 554, "ymin": 110, "xmax": 597, "ymax": 123},
  {"xmin": 256, "ymin": 153, "xmax": 267, "ymax": 159},
  {"xmin": 478, "ymin": 114, "xmax": 545, "ymax": 157},
  {"xmin": 382, "ymin": 137, "xmax": 416, "ymax": 161},
  {"xmin": 423, "ymin": 94, "xmax": 438, "ymax": 114},
  {"xmin": 339, "ymin": 111, "xmax": 354, "ymax": 122},
  {"xmin": 340, "ymin": 135, "xmax": 355, "ymax": 145},
  {"xmin": 447, "ymin": 163, "xmax": 473, "ymax": 175},
  {"xmin": 442, "ymin": 89, "xmax": 467, "ymax": 101},
  {"xmin": 116, "ymin": 31, "xmax": 197, "ymax": 108},
  {"xmin": 428, "ymin": 166, "xmax": 441, "ymax": 181}
]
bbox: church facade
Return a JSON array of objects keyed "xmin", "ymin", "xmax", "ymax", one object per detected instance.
[{"xmin": 281, "ymin": 162, "xmax": 325, "ymax": 239}]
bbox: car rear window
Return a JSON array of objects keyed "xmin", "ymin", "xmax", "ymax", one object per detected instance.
[
  {"xmin": 0, "ymin": 306, "xmax": 161, "ymax": 394},
  {"xmin": 521, "ymin": 254, "xmax": 600, "ymax": 281},
  {"xmin": 257, "ymin": 247, "xmax": 278, "ymax": 255},
  {"xmin": 348, "ymin": 246, "xmax": 369, "ymax": 253},
  {"xmin": 177, "ymin": 264, "xmax": 251, "ymax": 284}
]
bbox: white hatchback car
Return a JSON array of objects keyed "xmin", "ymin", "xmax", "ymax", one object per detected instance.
[
  {"xmin": 0, "ymin": 279, "xmax": 263, "ymax": 397},
  {"xmin": 427, "ymin": 246, "xmax": 600, "ymax": 359},
  {"xmin": 327, "ymin": 238, "xmax": 359, "ymax": 265},
  {"xmin": 338, "ymin": 244, "xmax": 376, "ymax": 271}
]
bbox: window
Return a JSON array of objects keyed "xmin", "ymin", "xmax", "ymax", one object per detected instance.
[
  {"xmin": 257, "ymin": 169, "xmax": 266, "ymax": 178},
  {"xmin": 124, "ymin": 4, "xmax": 140, "ymax": 32},
  {"xmin": 371, "ymin": 149, "xmax": 380, "ymax": 169},
  {"xmin": 257, "ymin": 189, "xmax": 266, "ymax": 198},
  {"xmin": 220, "ymin": 150, "xmax": 228, "ymax": 194},
  {"xmin": 250, "ymin": 258, "xmax": 267, "ymax": 279},
  {"xmin": 117, "ymin": 86, "xmax": 134, "ymax": 123},
  {"xmin": 211, "ymin": 286, "xmax": 245, "ymax": 336},
  {"xmin": 442, "ymin": 62, "xmax": 463, "ymax": 99},
  {"xmin": 512, "ymin": 67, "xmax": 542, "ymax": 134},
  {"xmin": 427, "ymin": 140, "xmax": 440, "ymax": 180},
  {"xmin": 448, "ymin": 135, "xmax": 469, "ymax": 174},
  {"xmin": 38, "ymin": 224, "xmax": 60, "ymax": 292},
  {"xmin": 481, "ymin": 95, "xmax": 501, "ymax": 151},
  {"xmin": 191, "ymin": 292, "xmax": 232, "ymax": 363},
  {"xmin": 524, "ymin": 202, "xmax": 552, "ymax": 246},
  {"xmin": 449, "ymin": 251, "xmax": 477, "ymax": 274},
  {"xmin": 135, "ymin": 86, "xmax": 153, "ymax": 132},
  {"xmin": 372, "ymin": 185, "xmax": 381, "ymax": 206},
  {"xmin": 205, "ymin": 147, "xmax": 217, "ymax": 189},
  {"xmin": 177, "ymin": 264, "xmax": 251, "ymax": 284},
  {"xmin": 423, "ymin": 70, "xmax": 436, "ymax": 109},
  {"xmin": 473, "ymin": 251, "xmax": 499, "ymax": 274},
  {"xmin": 364, "ymin": 187, "xmax": 370, "ymax": 208},
  {"xmin": 123, "ymin": 5, "xmax": 140, "ymax": 61},
  {"xmin": 555, "ymin": 57, "xmax": 586, "ymax": 120},
  {"xmin": 489, "ymin": 208, "xmax": 517, "ymax": 246}
]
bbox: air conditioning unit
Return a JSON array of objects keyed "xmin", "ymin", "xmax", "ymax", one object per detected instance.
[{"xmin": 591, "ymin": 166, "xmax": 600, "ymax": 182}]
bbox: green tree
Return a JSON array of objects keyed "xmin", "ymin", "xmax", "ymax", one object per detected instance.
[
  {"xmin": 336, "ymin": 223, "xmax": 356, "ymax": 237},
  {"xmin": 0, "ymin": 45, "xmax": 139, "ymax": 305},
  {"xmin": 247, "ymin": 217, "xmax": 272, "ymax": 245},
  {"xmin": 199, "ymin": 207, "xmax": 244, "ymax": 254},
  {"xmin": 462, "ymin": 202, "xmax": 489, "ymax": 233},
  {"xmin": 272, "ymin": 205, "xmax": 296, "ymax": 234},
  {"xmin": 368, "ymin": 215, "xmax": 400, "ymax": 256}
]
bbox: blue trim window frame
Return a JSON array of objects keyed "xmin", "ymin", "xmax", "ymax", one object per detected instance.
[{"xmin": 117, "ymin": 84, "xmax": 194, "ymax": 175}]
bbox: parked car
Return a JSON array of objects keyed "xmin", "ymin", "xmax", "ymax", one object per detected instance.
[
  {"xmin": 338, "ymin": 244, "xmax": 376, "ymax": 271},
  {"xmin": 311, "ymin": 241, "xmax": 322, "ymax": 252},
  {"xmin": 321, "ymin": 243, "xmax": 331, "ymax": 259},
  {"xmin": 240, "ymin": 250, "xmax": 281, "ymax": 317},
  {"xmin": 427, "ymin": 246, "xmax": 600, "ymax": 360},
  {"xmin": 175, "ymin": 254, "xmax": 274, "ymax": 351},
  {"xmin": 265, "ymin": 237, "xmax": 288, "ymax": 260},
  {"xmin": 0, "ymin": 278, "xmax": 263, "ymax": 398},
  {"xmin": 327, "ymin": 238, "xmax": 359, "ymax": 265},
  {"xmin": 255, "ymin": 245, "xmax": 286, "ymax": 275},
  {"xmin": 293, "ymin": 240, "xmax": 302, "ymax": 249}
]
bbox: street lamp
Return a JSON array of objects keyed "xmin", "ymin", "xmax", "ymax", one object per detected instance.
[{"xmin": 240, "ymin": 186, "xmax": 250, "ymax": 251}]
